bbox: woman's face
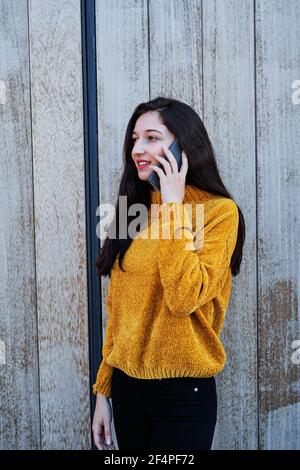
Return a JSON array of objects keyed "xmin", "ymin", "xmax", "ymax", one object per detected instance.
[{"xmin": 131, "ymin": 111, "xmax": 175, "ymax": 182}]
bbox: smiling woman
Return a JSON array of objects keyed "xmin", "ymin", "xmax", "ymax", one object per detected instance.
[{"xmin": 92, "ymin": 96, "xmax": 245, "ymax": 451}]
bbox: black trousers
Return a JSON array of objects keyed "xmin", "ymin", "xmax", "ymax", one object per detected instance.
[{"xmin": 111, "ymin": 367, "xmax": 217, "ymax": 451}]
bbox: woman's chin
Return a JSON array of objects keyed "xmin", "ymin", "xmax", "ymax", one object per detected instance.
[{"xmin": 138, "ymin": 170, "xmax": 152, "ymax": 180}]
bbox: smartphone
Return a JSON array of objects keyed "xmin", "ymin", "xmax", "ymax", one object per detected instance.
[{"xmin": 147, "ymin": 138, "xmax": 183, "ymax": 192}]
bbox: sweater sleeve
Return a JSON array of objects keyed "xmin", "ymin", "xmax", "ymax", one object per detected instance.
[
  {"xmin": 92, "ymin": 280, "xmax": 114, "ymax": 398},
  {"xmin": 157, "ymin": 199, "xmax": 239, "ymax": 317}
]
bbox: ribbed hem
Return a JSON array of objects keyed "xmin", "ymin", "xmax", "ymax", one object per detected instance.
[
  {"xmin": 92, "ymin": 377, "xmax": 111, "ymax": 398},
  {"xmin": 107, "ymin": 360, "xmax": 226, "ymax": 380},
  {"xmin": 92, "ymin": 360, "xmax": 113, "ymax": 398}
]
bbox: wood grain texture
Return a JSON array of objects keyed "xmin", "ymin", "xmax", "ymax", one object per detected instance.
[
  {"xmin": 0, "ymin": 0, "xmax": 40, "ymax": 450},
  {"xmin": 256, "ymin": 0, "xmax": 300, "ymax": 450},
  {"xmin": 203, "ymin": 0, "xmax": 257, "ymax": 449},
  {"xmin": 28, "ymin": 0, "xmax": 90, "ymax": 449},
  {"xmin": 149, "ymin": 0, "xmax": 203, "ymax": 106},
  {"xmin": 2, "ymin": 0, "xmax": 298, "ymax": 451},
  {"xmin": 95, "ymin": 0, "xmax": 149, "ymax": 450}
]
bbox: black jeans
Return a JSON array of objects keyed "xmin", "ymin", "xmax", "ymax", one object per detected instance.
[{"xmin": 111, "ymin": 367, "xmax": 217, "ymax": 451}]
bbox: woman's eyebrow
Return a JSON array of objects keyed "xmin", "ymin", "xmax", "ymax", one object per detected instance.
[{"xmin": 132, "ymin": 129, "xmax": 163, "ymax": 135}]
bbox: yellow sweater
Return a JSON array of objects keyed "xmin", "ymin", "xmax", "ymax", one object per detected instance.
[{"xmin": 93, "ymin": 184, "xmax": 239, "ymax": 398}]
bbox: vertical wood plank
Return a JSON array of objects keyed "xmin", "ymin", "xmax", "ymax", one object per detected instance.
[
  {"xmin": 256, "ymin": 0, "xmax": 300, "ymax": 450},
  {"xmin": 149, "ymin": 0, "xmax": 203, "ymax": 113},
  {"xmin": 29, "ymin": 0, "xmax": 90, "ymax": 449},
  {"xmin": 0, "ymin": 0, "xmax": 40, "ymax": 450},
  {"xmin": 202, "ymin": 0, "xmax": 257, "ymax": 449},
  {"xmin": 95, "ymin": 0, "xmax": 149, "ymax": 450}
]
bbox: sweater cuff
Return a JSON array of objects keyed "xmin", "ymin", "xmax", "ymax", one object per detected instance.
[
  {"xmin": 92, "ymin": 361, "xmax": 113, "ymax": 398},
  {"xmin": 158, "ymin": 202, "xmax": 195, "ymax": 250}
]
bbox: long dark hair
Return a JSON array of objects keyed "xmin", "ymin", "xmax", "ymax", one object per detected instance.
[{"xmin": 96, "ymin": 96, "xmax": 245, "ymax": 277}]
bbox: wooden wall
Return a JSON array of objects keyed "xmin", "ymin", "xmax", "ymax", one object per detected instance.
[
  {"xmin": 0, "ymin": 0, "xmax": 40, "ymax": 450},
  {"xmin": 0, "ymin": 0, "xmax": 90, "ymax": 449},
  {"xmin": 256, "ymin": 0, "xmax": 300, "ymax": 449},
  {"xmin": 0, "ymin": 0, "xmax": 299, "ymax": 450}
]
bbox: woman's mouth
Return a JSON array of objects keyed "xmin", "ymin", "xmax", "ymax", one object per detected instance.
[{"xmin": 137, "ymin": 161, "xmax": 151, "ymax": 170}]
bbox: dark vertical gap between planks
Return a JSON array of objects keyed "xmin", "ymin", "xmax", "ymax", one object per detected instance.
[
  {"xmin": 253, "ymin": 0, "xmax": 260, "ymax": 451},
  {"xmin": 80, "ymin": 0, "xmax": 102, "ymax": 450}
]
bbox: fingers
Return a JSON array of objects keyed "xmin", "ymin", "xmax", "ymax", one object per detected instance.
[
  {"xmin": 99, "ymin": 418, "xmax": 115, "ymax": 450},
  {"xmin": 99, "ymin": 433, "xmax": 115, "ymax": 450},
  {"xmin": 154, "ymin": 145, "xmax": 188, "ymax": 176},
  {"xmin": 93, "ymin": 422, "xmax": 103, "ymax": 450},
  {"xmin": 92, "ymin": 401, "xmax": 116, "ymax": 451},
  {"xmin": 179, "ymin": 152, "xmax": 188, "ymax": 177},
  {"xmin": 93, "ymin": 423, "xmax": 113, "ymax": 450},
  {"xmin": 152, "ymin": 147, "xmax": 188, "ymax": 178},
  {"xmin": 103, "ymin": 418, "xmax": 113, "ymax": 447},
  {"xmin": 152, "ymin": 153, "xmax": 172, "ymax": 176},
  {"xmin": 149, "ymin": 162, "xmax": 166, "ymax": 179},
  {"xmin": 94, "ymin": 431, "xmax": 114, "ymax": 450},
  {"xmin": 161, "ymin": 144, "xmax": 179, "ymax": 173}
]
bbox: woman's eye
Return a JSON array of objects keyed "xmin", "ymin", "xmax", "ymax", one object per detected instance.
[{"xmin": 132, "ymin": 136, "xmax": 158, "ymax": 142}]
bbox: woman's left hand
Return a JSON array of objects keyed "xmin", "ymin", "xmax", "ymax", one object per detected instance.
[{"xmin": 149, "ymin": 144, "xmax": 188, "ymax": 204}]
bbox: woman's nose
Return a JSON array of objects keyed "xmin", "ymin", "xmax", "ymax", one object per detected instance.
[{"xmin": 133, "ymin": 142, "xmax": 146, "ymax": 154}]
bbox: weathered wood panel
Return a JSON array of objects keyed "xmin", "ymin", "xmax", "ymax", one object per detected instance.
[
  {"xmin": 149, "ymin": 0, "xmax": 203, "ymax": 105},
  {"xmin": 28, "ymin": 0, "xmax": 90, "ymax": 449},
  {"xmin": 0, "ymin": 0, "xmax": 40, "ymax": 450},
  {"xmin": 256, "ymin": 0, "xmax": 300, "ymax": 450},
  {"xmin": 202, "ymin": 0, "xmax": 257, "ymax": 449},
  {"xmin": 95, "ymin": 0, "xmax": 149, "ymax": 450}
]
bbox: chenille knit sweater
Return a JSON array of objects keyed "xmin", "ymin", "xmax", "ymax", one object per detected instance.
[{"xmin": 93, "ymin": 184, "xmax": 239, "ymax": 398}]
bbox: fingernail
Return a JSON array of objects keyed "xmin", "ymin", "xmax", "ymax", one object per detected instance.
[{"xmin": 106, "ymin": 437, "xmax": 111, "ymax": 445}]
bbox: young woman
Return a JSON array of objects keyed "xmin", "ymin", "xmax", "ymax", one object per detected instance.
[{"xmin": 92, "ymin": 96, "xmax": 245, "ymax": 451}]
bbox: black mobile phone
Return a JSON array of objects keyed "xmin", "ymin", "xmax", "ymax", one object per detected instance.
[{"xmin": 147, "ymin": 138, "xmax": 183, "ymax": 192}]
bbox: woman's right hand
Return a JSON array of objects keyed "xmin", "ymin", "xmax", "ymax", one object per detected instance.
[{"xmin": 92, "ymin": 393, "xmax": 115, "ymax": 450}]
